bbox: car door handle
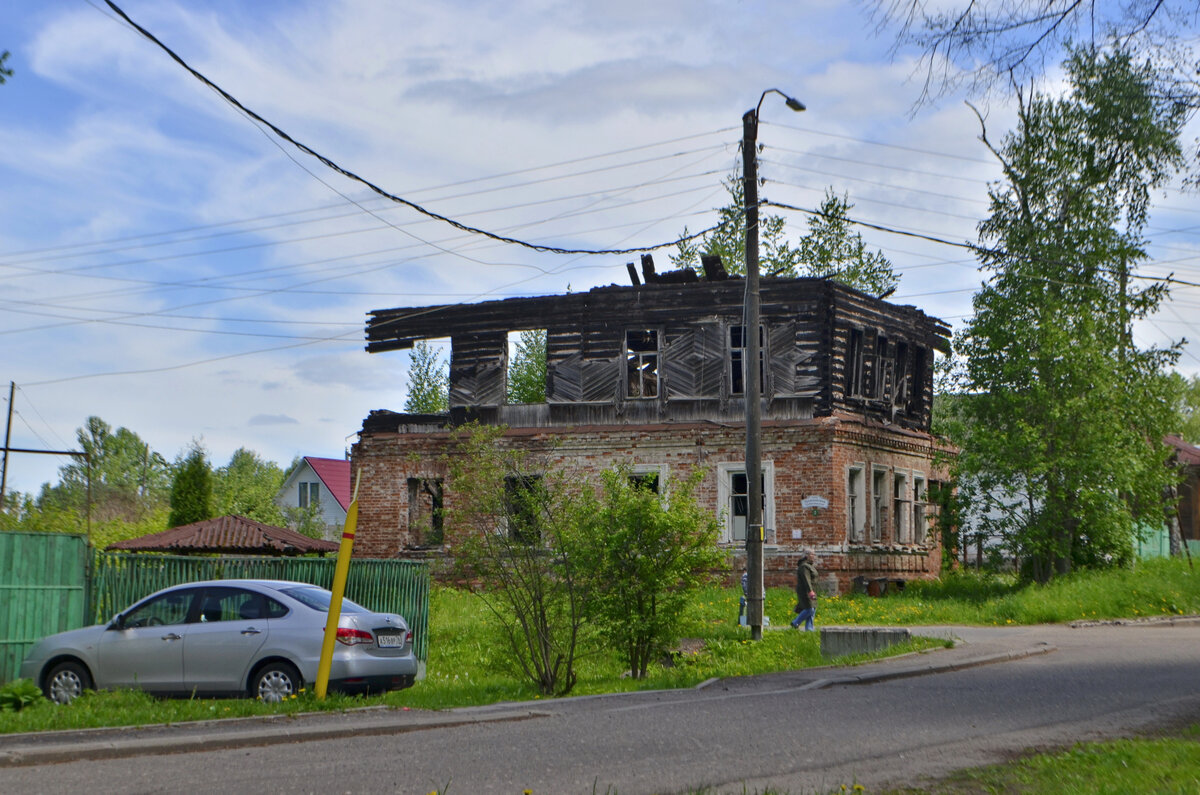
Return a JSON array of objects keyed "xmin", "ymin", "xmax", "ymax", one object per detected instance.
[
  {"xmin": 161, "ymin": 633, "xmax": 182, "ymax": 641},
  {"xmin": 240, "ymin": 627, "xmax": 262, "ymax": 635}
]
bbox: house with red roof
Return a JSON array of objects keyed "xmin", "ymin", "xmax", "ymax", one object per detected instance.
[{"xmin": 275, "ymin": 456, "xmax": 352, "ymax": 541}]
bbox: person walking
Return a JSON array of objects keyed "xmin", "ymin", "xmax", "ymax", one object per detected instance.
[{"xmin": 791, "ymin": 549, "xmax": 818, "ymax": 631}]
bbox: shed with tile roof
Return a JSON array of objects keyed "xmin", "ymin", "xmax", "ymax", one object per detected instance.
[{"xmin": 107, "ymin": 515, "xmax": 338, "ymax": 556}]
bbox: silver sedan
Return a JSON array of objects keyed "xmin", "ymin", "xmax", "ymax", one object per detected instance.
[{"xmin": 20, "ymin": 579, "xmax": 418, "ymax": 704}]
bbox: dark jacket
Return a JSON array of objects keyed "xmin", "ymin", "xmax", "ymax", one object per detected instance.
[{"xmin": 795, "ymin": 559, "xmax": 817, "ymax": 611}]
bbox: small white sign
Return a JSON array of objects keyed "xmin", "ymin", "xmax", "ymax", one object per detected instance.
[
  {"xmin": 801, "ymin": 495, "xmax": 829, "ymax": 510},
  {"xmin": 790, "ymin": 530, "xmax": 803, "ymax": 540}
]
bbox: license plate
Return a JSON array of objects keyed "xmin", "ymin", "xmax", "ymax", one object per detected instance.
[{"xmin": 376, "ymin": 633, "xmax": 403, "ymax": 648}]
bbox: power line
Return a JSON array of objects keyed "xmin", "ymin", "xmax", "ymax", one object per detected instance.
[
  {"xmin": 102, "ymin": 0, "xmax": 729, "ymax": 259},
  {"xmin": 763, "ymin": 199, "xmax": 1200, "ymax": 290}
]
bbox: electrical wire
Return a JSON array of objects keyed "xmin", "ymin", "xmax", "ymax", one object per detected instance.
[{"xmin": 102, "ymin": 0, "xmax": 731, "ymax": 258}]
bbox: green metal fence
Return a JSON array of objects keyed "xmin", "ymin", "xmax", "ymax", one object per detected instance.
[
  {"xmin": 0, "ymin": 532, "xmax": 89, "ymax": 684},
  {"xmin": 1136, "ymin": 525, "xmax": 1200, "ymax": 560},
  {"xmin": 91, "ymin": 553, "xmax": 430, "ymax": 661},
  {"xmin": 1, "ymin": 535, "xmax": 430, "ymax": 683}
]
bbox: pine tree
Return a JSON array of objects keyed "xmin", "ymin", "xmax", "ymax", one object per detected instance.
[{"xmin": 168, "ymin": 442, "xmax": 213, "ymax": 528}]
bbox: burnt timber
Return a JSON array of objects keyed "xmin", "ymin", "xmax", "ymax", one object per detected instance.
[{"xmin": 364, "ymin": 277, "xmax": 951, "ymax": 433}]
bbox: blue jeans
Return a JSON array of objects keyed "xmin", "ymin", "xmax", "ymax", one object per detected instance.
[{"xmin": 791, "ymin": 607, "xmax": 815, "ymax": 630}]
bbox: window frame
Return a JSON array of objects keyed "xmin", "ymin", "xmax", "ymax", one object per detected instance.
[
  {"xmin": 716, "ymin": 461, "xmax": 775, "ymax": 544},
  {"xmin": 629, "ymin": 463, "xmax": 668, "ymax": 497},
  {"xmin": 728, "ymin": 324, "xmax": 766, "ymax": 397},
  {"xmin": 624, "ymin": 328, "xmax": 660, "ymax": 399},
  {"xmin": 847, "ymin": 464, "xmax": 866, "ymax": 543},
  {"xmin": 913, "ymin": 474, "xmax": 928, "ymax": 544},
  {"xmin": 298, "ymin": 481, "xmax": 321, "ymax": 509},
  {"xmin": 871, "ymin": 467, "xmax": 888, "ymax": 543},
  {"xmin": 893, "ymin": 469, "xmax": 911, "ymax": 543}
]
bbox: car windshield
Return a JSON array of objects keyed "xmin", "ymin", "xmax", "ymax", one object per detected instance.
[{"xmin": 278, "ymin": 586, "xmax": 368, "ymax": 614}]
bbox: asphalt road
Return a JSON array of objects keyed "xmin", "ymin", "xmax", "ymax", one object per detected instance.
[{"xmin": 2, "ymin": 622, "xmax": 1199, "ymax": 794}]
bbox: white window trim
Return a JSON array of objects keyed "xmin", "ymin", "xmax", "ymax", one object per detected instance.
[
  {"xmin": 871, "ymin": 466, "xmax": 889, "ymax": 543},
  {"xmin": 913, "ymin": 474, "xmax": 928, "ymax": 545},
  {"xmin": 847, "ymin": 463, "xmax": 866, "ymax": 543},
  {"xmin": 893, "ymin": 469, "xmax": 911, "ymax": 544},
  {"xmin": 630, "ymin": 463, "xmax": 669, "ymax": 499},
  {"xmin": 716, "ymin": 461, "xmax": 776, "ymax": 544}
]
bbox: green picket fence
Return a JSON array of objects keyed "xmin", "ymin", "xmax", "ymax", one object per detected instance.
[{"xmin": 90, "ymin": 552, "xmax": 430, "ymax": 661}]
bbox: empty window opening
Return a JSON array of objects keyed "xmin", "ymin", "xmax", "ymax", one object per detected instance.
[
  {"xmin": 504, "ymin": 475, "xmax": 545, "ymax": 543},
  {"xmin": 629, "ymin": 472, "xmax": 660, "ymax": 493},
  {"xmin": 894, "ymin": 341, "xmax": 909, "ymax": 405},
  {"xmin": 848, "ymin": 328, "xmax": 865, "ymax": 397},
  {"xmin": 407, "ymin": 477, "xmax": 444, "ymax": 545},
  {"xmin": 729, "ymin": 325, "xmax": 765, "ymax": 396},
  {"xmin": 875, "ymin": 335, "xmax": 891, "ymax": 399},
  {"xmin": 506, "ymin": 329, "xmax": 547, "ymax": 404},
  {"xmin": 626, "ymin": 329, "xmax": 659, "ymax": 398}
]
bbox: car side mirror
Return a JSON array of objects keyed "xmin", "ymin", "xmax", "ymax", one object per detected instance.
[{"xmin": 108, "ymin": 614, "xmax": 126, "ymax": 630}]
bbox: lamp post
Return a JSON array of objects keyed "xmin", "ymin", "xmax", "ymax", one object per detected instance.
[{"xmin": 743, "ymin": 88, "xmax": 805, "ymax": 641}]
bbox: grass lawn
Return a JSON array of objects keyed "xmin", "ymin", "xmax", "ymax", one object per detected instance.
[{"xmin": 884, "ymin": 726, "xmax": 1200, "ymax": 794}]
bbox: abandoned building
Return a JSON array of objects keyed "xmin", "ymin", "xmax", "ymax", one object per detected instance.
[{"xmin": 351, "ymin": 258, "xmax": 954, "ymax": 592}]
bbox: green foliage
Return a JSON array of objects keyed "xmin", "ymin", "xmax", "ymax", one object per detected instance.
[
  {"xmin": 212, "ymin": 448, "xmax": 286, "ymax": 525},
  {"xmin": 38, "ymin": 416, "xmax": 170, "ymax": 523},
  {"xmin": 168, "ymin": 441, "xmax": 213, "ymax": 528},
  {"xmin": 671, "ymin": 179, "xmax": 898, "ymax": 295},
  {"xmin": 0, "ymin": 679, "xmax": 44, "ymax": 712},
  {"xmin": 506, "ymin": 329, "xmax": 547, "ymax": 404},
  {"xmin": 569, "ymin": 467, "xmax": 726, "ymax": 679},
  {"xmin": 444, "ymin": 425, "xmax": 585, "ymax": 696},
  {"xmin": 926, "ymin": 734, "xmax": 1200, "ymax": 794},
  {"xmin": 0, "ymin": 51, "xmax": 11, "ymax": 85},
  {"xmin": 282, "ymin": 503, "xmax": 328, "ymax": 540},
  {"xmin": 953, "ymin": 47, "xmax": 1186, "ymax": 582},
  {"xmin": 795, "ymin": 189, "xmax": 898, "ymax": 295},
  {"xmin": 1169, "ymin": 372, "xmax": 1200, "ymax": 445},
  {"xmin": 404, "ymin": 340, "xmax": 449, "ymax": 413}
]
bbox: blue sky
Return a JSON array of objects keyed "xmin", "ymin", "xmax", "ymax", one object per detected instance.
[{"xmin": 2, "ymin": 0, "xmax": 1197, "ymax": 495}]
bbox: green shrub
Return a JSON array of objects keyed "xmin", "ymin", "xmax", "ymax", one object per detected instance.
[{"xmin": 0, "ymin": 679, "xmax": 46, "ymax": 712}]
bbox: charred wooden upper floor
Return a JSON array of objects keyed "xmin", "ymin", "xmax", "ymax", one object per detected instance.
[{"xmin": 363, "ymin": 274, "xmax": 951, "ymax": 434}]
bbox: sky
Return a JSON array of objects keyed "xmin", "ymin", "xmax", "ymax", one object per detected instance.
[{"xmin": 2, "ymin": 0, "xmax": 1198, "ymax": 497}]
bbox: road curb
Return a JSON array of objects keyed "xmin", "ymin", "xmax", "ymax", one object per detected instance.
[
  {"xmin": 0, "ymin": 707, "xmax": 547, "ymax": 768},
  {"xmin": 802, "ymin": 643, "xmax": 1057, "ymax": 690}
]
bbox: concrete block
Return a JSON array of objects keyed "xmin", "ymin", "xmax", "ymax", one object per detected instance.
[{"xmin": 821, "ymin": 627, "xmax": 911, "ymax": 658}]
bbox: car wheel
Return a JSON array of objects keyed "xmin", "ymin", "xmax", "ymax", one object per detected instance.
[
  {"xmin": 251, "ymin": 661, "xmax": 300, "ymax": 703},
  {"xmin": 44, "ymin": 660, "xmax": 93, "ymax": 705}
]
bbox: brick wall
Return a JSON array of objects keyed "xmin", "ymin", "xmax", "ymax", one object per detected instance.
[{"xmin": 351, "ymin": 415, "xmax": 951, "ymax": 593}]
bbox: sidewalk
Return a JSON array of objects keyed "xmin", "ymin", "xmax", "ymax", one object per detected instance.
[{"xmin": 0, "ymin": 626, "xmax": 1059, "ymax": 768}]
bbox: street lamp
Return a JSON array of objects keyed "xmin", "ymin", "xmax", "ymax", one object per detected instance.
[{"xmin": 743, "ymin": 88, "xmax": 805, "ymax": 641}]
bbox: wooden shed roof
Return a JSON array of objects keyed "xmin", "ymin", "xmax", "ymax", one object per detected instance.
[
  {"xmin": 1166, "ymin": 435, "xmax": 1200, "ymax": 468},
  {"xmin": 107, "ymin": 515, "xmax": 338, "ymax": 556}
]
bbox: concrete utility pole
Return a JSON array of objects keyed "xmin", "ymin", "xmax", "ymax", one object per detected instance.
[{"xmin": 743, "ymin": 90, "xmax": 805, "ymax": 641}]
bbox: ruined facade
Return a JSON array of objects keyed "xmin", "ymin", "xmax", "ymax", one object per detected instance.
[{"xmin": 353, "ymin": 268, "xmax": 953, "ymax": 592}]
